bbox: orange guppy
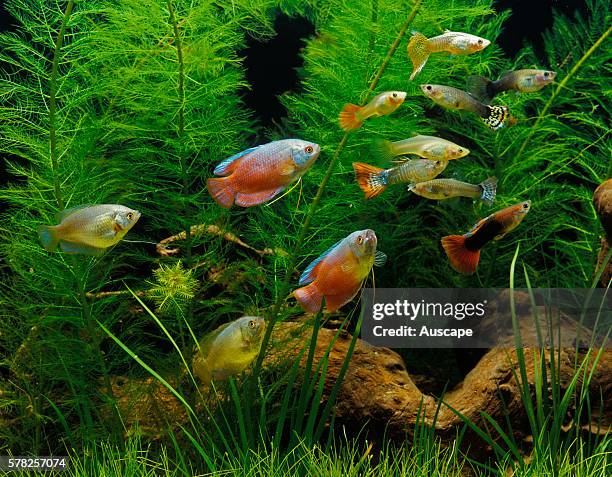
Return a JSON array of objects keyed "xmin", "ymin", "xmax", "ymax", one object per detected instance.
[
  {"xmin": 293, "ymin": 230, "xmax": 387, "ymax": 313},
  {"xmin": 207, "ymin": 139, "xmax": 321, "ymax": 208},
  {"xmin": 338, "ymin": 91, "xmax": 406, "ymax": 131},
  {"xmin": 441, "ymin": 201, "xmax": 531, "ymax": 275}
]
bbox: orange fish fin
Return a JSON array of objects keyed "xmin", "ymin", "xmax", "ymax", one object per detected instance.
[
  {"xmin": 407, "ymin": 32, "xmax": 431, "ymax": 80},
  {"xmin": 352, "ymin": 162, "xmax": 388, "ymax": 199},
  {"xmin": 38, "ymin": 225, "xmax": 60, "ymax": 252},
  {"xmin": 441, "ymin": 235, "xmax": 480, "ymax": 275},
  {"xmin": 338, "ymin": 103, "xmax": 364, "ymax": 131},
  {"xmin": 207, "ymin": 177, "xmax": 235, "ymax": 208},
  {"xmin": 293, "ymin": 283, "xmax": 324, "ymax": 314},
  {"xmin": 235, "ymin": 187, "xmax": 284, "ymax": 207}
]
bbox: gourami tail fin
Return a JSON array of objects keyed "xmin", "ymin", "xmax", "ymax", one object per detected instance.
[
  {"xmin": 339, "ymin": 103, "xmax": 363, "ymax": 131},
  {"xmin": 479, "ymin": 176, "xmax": 498, "ymax": 206},
  {"xmin": 38, "ymin": 225, "xmax": 60, "ymax": 252},
  {"xmin": 371, "ymin": 139, "xmax": 395, "ymax": 164},
  {"xmin": 481, "ymin": 105, "xmax": 510, "ymax": 130},
  {"xmin": 207, "ymin": 177, "xmax": 235, "ymax": 208},
  {"xmin": 441, "ymin": 235, "xmax": 480, "ymax": 275},
  {"xmin": 407, "ymin": 32, "xmax": 431, "ymax": 80},
  {"xmin": 293, "ymin": 283, "xmax": 324, "ymax": 314},
  {"xmin": 352, "ymin": 162, "xmax": 389, "ymax": 199},
  {"xmin": 467, "ymin": 75, "xmax": 495, "ymax": 102}
]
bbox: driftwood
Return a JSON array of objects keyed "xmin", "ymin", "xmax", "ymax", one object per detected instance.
[
  {"xmin": 594, "ymin": 179, "xmax": 612, "ymax": 287},
  {"xmin": 156, "ymin": 224, "xmax": 287, "ymax": 258},
  {"xmin": 106, "ymin": 291, "xmax": 610, "ymax": 452}
]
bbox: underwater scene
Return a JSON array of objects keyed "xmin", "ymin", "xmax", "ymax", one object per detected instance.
[{"xmin": 0, "ymin": 0, "xmax": 610, "ymax": 475}]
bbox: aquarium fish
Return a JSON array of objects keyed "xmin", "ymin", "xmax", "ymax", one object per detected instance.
[
  {"xmin": 192, "ymin": 316, "xmax": 266, "ymax": 385},
  {"xmin": 441, "ymin": 200, "xmax": 531, "ymax": 275},
  {"xmin": 293, "ymin": 230, "xmax": 386, "ymax": 313},
  {"xmin": 407, "ymin": 30, "xmax": 490, "ymax": 80},
  {"xmin": 353, "ymin": 159, "xmax": 448, "ymax": 199},
  {"xmin": 38, "ymin": 204, "xmax": 141, "ymax": 255},
  {"xmin": 409, "ymin": 177, "xmax": 497, "ymax": 205},
  {"xmin": 338, "ymin": 91, "xmax": 406, "ymax": 131},
  {"xmin": 467, "ymin": 69, "xmax": 557, "ymax": 102},
  {"xmin": 420, "ymin": 84, "xmax": 511, "ymax": 130},
  {"xmin": 207, "ymin": 139, "xmax": 320, "ymax": 208},
  {"xmin": 373, "ymin": 135, "xmax": 469, "ymax": 163}
]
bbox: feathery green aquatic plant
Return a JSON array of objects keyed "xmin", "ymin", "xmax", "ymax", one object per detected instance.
[{"xmin": 0, "ymin": 0, "xmax": 609, "ymax": 472}]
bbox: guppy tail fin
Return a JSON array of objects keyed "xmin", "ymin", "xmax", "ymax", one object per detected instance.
[
  {"xmin": 478, "ymin": 176, "xmax": 498, "ymax": 206},
  {"xmin": 338, "ymin": 103, "xmax": 363, "ymax": 131},
  {"xmin": 293, "ymin": 283, "xmax": 323, "ymax": 314},
  {"xmin": 467, "ymin": 75, "xmax": 495, "ymax": 102},
  {"xmin": 407, "ymin": 32, "xmax": 431, "ymax": 80},
  {"xmin": 38, "ymin": 225, "xmax": 60, "ymax": 252},
  {"xmin": 441, "ymin": 235, "xmax": 480, "ymax": 275},
  {"xmin": 481, "ymin": 105, "xmax": 510, "ymax": 130},
  {"xmin": 352, "ymin": 162, "xmax": 388, "ymax": 199},
  {"xmin": 207, "ymin": 177, "xmax": 235, "ymax": 208}
]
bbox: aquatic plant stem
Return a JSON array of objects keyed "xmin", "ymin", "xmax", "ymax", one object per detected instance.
[
  {"xmin": 514, "ymin": 25, "xmax": 611, "ymax": 161},
  {"xmin": 252, "ymin": 0, "xmax": 422, "ymax": 378},
  {"xmin": 167, "ymin": 0, "xmax": 191, "ymax": 268},
  {"xmin": 49, "ymin": 0, "xmax": 75, "ymax": 211}
]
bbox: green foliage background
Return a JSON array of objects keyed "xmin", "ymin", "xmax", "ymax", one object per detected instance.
[{"xmin": 0, "ymin": 0, "xmax": 609, "ymax": 469}]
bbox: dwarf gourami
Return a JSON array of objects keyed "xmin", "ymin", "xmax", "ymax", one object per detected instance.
[
  {"xmin": 38, "ymin": 204, "xmax": 141, "ymax": 255},
  {"xmin": 192, "ymin": 316, "xmax": 266, "ymax": 385},
  {"xmin": 293, "ymin": 230, "xmax": 387, "ymax": 313},
  {"xmin": 207, "ymin": 139, "xmax": 320, "ymax": 208}
]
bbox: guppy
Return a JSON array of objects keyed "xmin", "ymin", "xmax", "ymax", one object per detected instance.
[
  {"xmin": 353, "ymin": 159, "xmax": 448, "ymax": 199},
  {"xmin": 373, "ymin": 134, "xmax": 470, "ymax": 162},
  {"xmin": 407, "ymin": 30, "xmax": 490, "ymax": 80},
  {"xmin": 409, "ymin": 177, "xmax": 497, "ymax": 205},
  {"xmin": 192, "ymin": 316, "xmax": 265, "ymax": 385},
  {"xmin": 207, "ymin": 139, "xmax": 320, "ymax": 208},
  {"xmin": 420, "ymin": 84, "xmax": 511, "ymax": 130},
  {"xmin": 38, "ymin": 204, "xmax": 141, "ymax": 255},
  {"xmin": 441, "ymin": 200, "xmax": 531, "ymax": 275},
  {"xmin": 293, "ymin": 230, "xmax": 387, "ymax": 313},
  {"xmin": 467, "ymin": 69, "xmax": 557, "ymax": 102},
  {"xmin": 338, "ymin": 91, "xmax": 406, "ymax": 131}
]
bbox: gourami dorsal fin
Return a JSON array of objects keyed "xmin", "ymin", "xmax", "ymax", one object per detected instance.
[
  {"xmin": 298, "ymin": 237, "xmax": 344, "ymax": 285},
  {"xmin": 214, "ymin": 145, "xmax": 262, "ymax": 176},
  {"xmin": 55, "ymin": 204, "xmax": 93, "ymax": 222}
]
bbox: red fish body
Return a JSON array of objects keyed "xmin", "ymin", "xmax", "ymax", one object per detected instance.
[
  {"xmin": 207, "ymin": 139, "xmax": 320, "ymax": 208},
  {"xmin": 293, "ymin": 229, "xmax": 386, "ymax": 313},
  {"xmin": 441, "ymin": 201, "xmax": 531, "ymax": 275}
]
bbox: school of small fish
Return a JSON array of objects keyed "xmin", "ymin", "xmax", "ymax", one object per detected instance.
[{"xmin": 35, "ymin": 25, "xmax": 556, "ymax": 384}]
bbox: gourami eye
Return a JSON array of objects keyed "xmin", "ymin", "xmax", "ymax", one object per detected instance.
[
  {"xmin": 305, "ymin": 146, "xmax": 314, "ymax": 154},
  {"xmin": 356, "ymin": 235, "xmax": 363, "ymax": 245},
  {"xmin": 249, "ymin": 320, "xmax": 256, "ymax": 329},
  {"xmin": 127, "ymin": 212, "xmax": 134, "ymax": 220},
  {"xmin": 457, "ymin": 148, "xmax": 463, "ymax": 153},
  {"xmin": 523, "ymin": 203, "xmax": 529, "ymax": 209},
  {"xmin": 477, "ymin": 39, "xmax": 483, "ymax": 44},
  {"xmin": 392, "ymin": 93, "xmax": 397, "ymax": 98}
]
